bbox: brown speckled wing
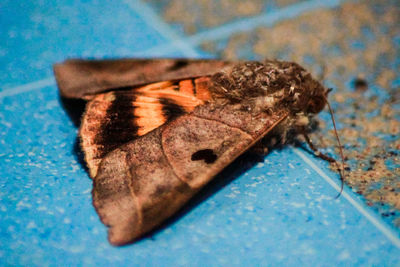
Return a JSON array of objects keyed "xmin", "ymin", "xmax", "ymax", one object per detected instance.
[
  {"xmin": 53, "ymin": 58, "xmax": 234, "ymax": 99},
  {"xmin": 93, "ymin": 101, "xmax": 288, "ymax": 245}
]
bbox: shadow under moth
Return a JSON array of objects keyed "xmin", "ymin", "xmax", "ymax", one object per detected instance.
[{"xmin": 54, "ymin": 58, "xmax": 342, "ymax": 246}]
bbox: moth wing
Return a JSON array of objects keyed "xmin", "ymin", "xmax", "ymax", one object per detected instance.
[
  {"xmin": 80, "ymin": 77, "xmax": 213, "ymax": 178},
  {"xmin": 53, "ymin": 58, "xmax": 234, "ymax": 99},
  {"xmin": 92, "ymin": 100, "xmax": 288, "ymax": 245}
]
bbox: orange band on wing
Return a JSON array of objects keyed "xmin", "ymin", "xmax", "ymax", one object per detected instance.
[
  {"xmin": 134, "ymin": 95, "xmax": 167, "ymax": 136},
  {"xmin": 194, "ymin": 77, "xmax": 211, "ymax": 101},
  {"xmin": 135, "ymin": 81, "xmax": 175, "ymax": 92},
  {"xmin": 179, "ymin": 80, "xmax": 194, "ymax": 95},
  {"xmin": 80, "ymin": 76, "xmax": 214, "ymax": 177}
]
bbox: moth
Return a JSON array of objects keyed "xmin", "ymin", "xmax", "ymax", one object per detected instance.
[{"xmin": 54, "ymin": 58, "xmax": 340, "ymax": 246}]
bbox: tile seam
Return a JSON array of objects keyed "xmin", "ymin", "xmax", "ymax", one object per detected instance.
[
  {"xmin": 121, "ymin": 0, "xmax": 200, "ymax": 57},
  {"xmin": 292, "ymin": 146, "xmax": 400, "ymax": 249},
  {"xmin": 0, "ymin": 0, "xmax": 347, "ymax": 98}
]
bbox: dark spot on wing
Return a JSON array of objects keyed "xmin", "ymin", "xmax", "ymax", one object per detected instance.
[
  {"xmin": 353, "ymin": 78, "xmax": 368, "ymax": 91},
  {"xmin": 191, "ymin": 149, "xmax": 217, "ymax": 164},
  {"xmin": 191, "ymin": 79, "xmax": 197, "ymax": 96},
  {"xmin": 160, "ymin": 98, "xmax": 185, "ymax": 121},
  {"xmin": 168, "ymin": 60, "xmax": 189, "ymax": 71}
]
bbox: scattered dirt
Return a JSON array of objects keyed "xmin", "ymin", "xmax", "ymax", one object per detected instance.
[{"xmin": 200, "ymin": 0, "xmax": 400, "ymax": 227}]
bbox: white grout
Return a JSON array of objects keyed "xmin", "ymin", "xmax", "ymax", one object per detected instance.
[
  {"xmin": 0, "ymin": 0, "xmax": 344, "ymax": 99},
  {"xmin": 121, "ymin": 0, "xmax": 200, "ymax": 58},
  {"xmin": 188, "ymin": 0, "xmax": 344, "ymax": 45},
  {"xmin": 143, "ymin": 0, "xmax": 345, "ymax": 55},
  {"xmin": 292, "ymin": 146, "xmax": 400, "ymax": 249},
  {"xmin": 0, "ymin": 77, "xmax": 55, "ymax": 99}
]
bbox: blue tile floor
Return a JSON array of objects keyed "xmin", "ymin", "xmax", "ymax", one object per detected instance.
[{"xmin": 1, "ymin": 0, "xmax": 400, "ymax": 266}]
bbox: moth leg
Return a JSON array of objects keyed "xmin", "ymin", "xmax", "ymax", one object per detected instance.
[
  {"xmin": 302, "ymin": 132, "xmax": 336, "ymax": 163},
  {"xmin": 250, "ymin": 140, "xmax": 269, "ymax": 156},
  {"xmin": 279, "ymin": 127, "xmax": 288, "ymax": 145},
  {"xmin": 302, "ymin": 129, "xmax": 346, "ymax": 198}
]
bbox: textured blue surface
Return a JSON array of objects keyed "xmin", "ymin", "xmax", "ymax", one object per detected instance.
[
  {"xmin": 0, "ymin": 0, "xmax": 168, "ymax": 89},
  {"xmin": 1, "ymin": 0, "xmax": 400, "ymax": 266}
]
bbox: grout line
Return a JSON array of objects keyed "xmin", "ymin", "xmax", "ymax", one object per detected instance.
[
  {"xmin": 0, "ymin": 0, "xmax": 344, "ymax": 99},
  {"xmin": 121, "ymin": 0, "xmax": 200, "ymax": 57},
  {"xmin": 292, "ymin": 146, "xmax": 400, "ymax": 249},
  {"xmin": 1, "ymin": 0, "xmax": 200, "ymax": 100},
  {"xmin": 0, "ymin": 77, "xmax": 55, "ymax": 99},
  {"xmin": 144, "ymin": 0, "xmax": 345, "ymax": 55},
  {"xmin": 188, "ymin": 0, "xmax": 344, "ymax": 44}
]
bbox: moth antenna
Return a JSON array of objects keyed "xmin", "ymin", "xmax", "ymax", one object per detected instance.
[
  {"xmin": 318, "ymin": 64, "xmax": 327, "ymax": 82},
  {"xmin": 323, "ymin": 96, "xmax": 346, "ymax": 198}
]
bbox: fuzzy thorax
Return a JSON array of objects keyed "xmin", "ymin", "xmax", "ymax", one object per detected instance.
[
  {"xmin": 211, "ymin": 60, "xmax": 327, "ymax": 113},
  {"xmin": 210, "ymin": 60, "xmax": 328, "ymax": 143}
]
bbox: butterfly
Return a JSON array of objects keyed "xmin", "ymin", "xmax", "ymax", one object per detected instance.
[{"xmin": 54, "ymin": 58, "xmax": 332, "ymax": 246}]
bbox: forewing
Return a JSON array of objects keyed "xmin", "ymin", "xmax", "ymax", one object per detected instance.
[
  {"xmin": 80, "ymin": 77, "xmax": 212, "ymax": 178},
  {"xmin": 53, "ymin": 58, "xmax": 234, "ymax": 99},
  {"xmin": 92, "ymin": 100, "xmax": 289, "ymax": 245}
]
